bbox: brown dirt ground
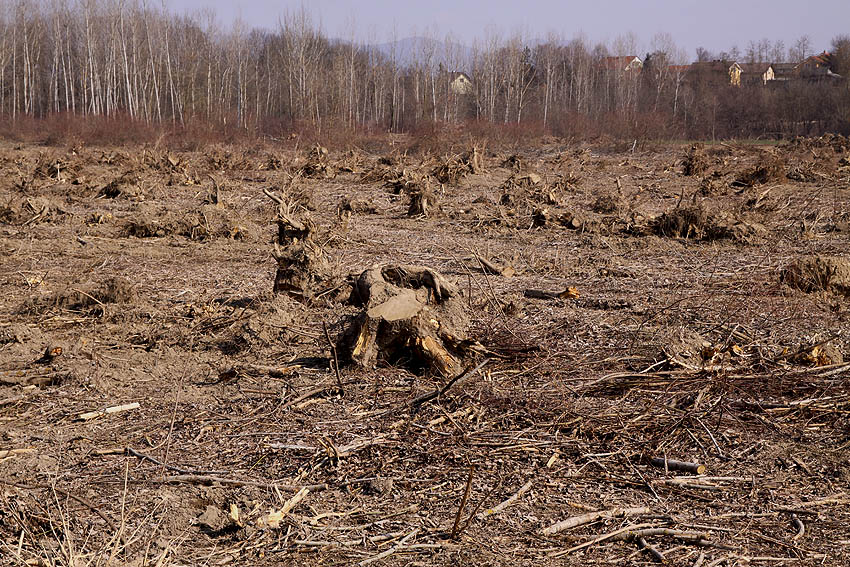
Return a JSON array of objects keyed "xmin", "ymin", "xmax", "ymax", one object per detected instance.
[{"xmin": 1, "ymin": 136, "xmax": 849, "ymax": 566}]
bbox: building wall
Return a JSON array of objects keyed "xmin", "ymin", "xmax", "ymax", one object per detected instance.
[{"xmin": 451, "ymin": 76, "xmax": 473, "ymax": 95}]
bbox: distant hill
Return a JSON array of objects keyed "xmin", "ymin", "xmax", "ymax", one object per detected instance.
[{"xmin": 369, "ymin": 36, "xmax": 474, "ymax": 69}]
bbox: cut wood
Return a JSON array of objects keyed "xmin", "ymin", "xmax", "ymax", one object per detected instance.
[
  {"xmin": 650, "ymin": 457, "xmax": 707, "ymax": 475},
  {"xmin": 479, "ymin": 480, "xmax": 533, "ymax": 519},
  {"xmin": 77, "ymin": 402, "xmax": 140, "ymax": 421}
]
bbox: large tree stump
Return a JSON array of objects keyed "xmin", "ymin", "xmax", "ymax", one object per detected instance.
[{"xmin": 339, "ymin": 265, "xmax": 471, "ymax": 376}]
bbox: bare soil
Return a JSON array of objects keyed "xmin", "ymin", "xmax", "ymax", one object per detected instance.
[{"xmin": 1, "ymin": 136, "xmax": 849, "ymax": 566}]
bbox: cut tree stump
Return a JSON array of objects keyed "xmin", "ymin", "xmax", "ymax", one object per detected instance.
[{"xmin": 339, "ymin": 265, "xmax": 472, "ymax": 376}]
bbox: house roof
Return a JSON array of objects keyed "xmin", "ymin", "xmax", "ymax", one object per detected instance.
[
  {"xmin": 450, "ymin": 72, "xmax": 472, "ymax": 82},
  {"xmin": 689, "ymin": 60, "xmax": 741, "ymax": 73},
  {"xmin": 600, "ymin": 56, "xmax": 642, "ymax": 70},
  {"xmin": 772, "ymin": 63, "xmax": 797, "ymax": 72},
  {"xmin": 803, "ymin": 52, "xmax": 831, "ymax": 67},
  {"xmin": 771, "ymin": 63, "xmax": 798, "ymax": 79},
  {"xmin": 740, "ymin": 63, "xmax": 773, "ymax": 75}
]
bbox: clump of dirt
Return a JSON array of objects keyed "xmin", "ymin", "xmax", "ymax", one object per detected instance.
[
  {"xmin": 267, "ymin": 188, "xmax": 339, "ymax": 303},
  {"xmin": 0, "ymin": 197, "xmax": 69, "ymax": 225},
  {"xmin": 532, "ymin": 207, "xmax": 590, "ymax": 231},
  {"xmin": 780, "ymin": 256, "xmax": 850, "ymax": 296},
  {"xmin": 505, "ymin": 172, "xmax": 543, "ymax": 189},
  {"xmin": 339, "ymin": 265, "xmax": 473, "ymax": 376},
  {"xmin": 259, "ymin": 153, "xmax": 286, "ymax": 171},
  {"xmin": 698, "ymin": 174, "xmax": 726, "ymax": 196},
  {"xmin": 652, "ymin": 205, "xmax": 709, "ymax": 239},
  {"xmin": 365, "ymin": 165, "xmax": 420, "ymax": 194},
  {"xmin": 499, "ymin": 172, "xmax": 545, "ymax": 206},
  {"xmin": 790, "ymin": 133, "xmax": 849, "ymax": 153},
  {"xmin": 789, "ymin": 342, "xmax": 845, "ymax": 366},
  {"xmin": 32, "ymin": 154, "xmax": 78, "ymax": 181},
  {"xmin": 301, "ymin": 161, "xmax": 336, "ymax": 179},
  {"xmin": 658, "ymin": 327, "xmax": 713, "ymax": 370},
  {"xmin": 272, "ymin": 240, "xmax": 335, "ymax": 303},
  {"xmin": 337, "ymin": 198, "xmax": 377, "ymax": 215},
  {"xmin": 99, "ymin": 173, "xmax": 142, "ymax": 199},
  {"xmin": 121, "ymin": 204, "xmax": 249, "ymax": 240},
  {"xmin": 732, "ymin": 156, "xmax": 784, "ymax": 187},
  {"xmin": 591, "ymin": 193, "xmax": 625, "ymax": 214},
  {"xmin": 197, "ymin": 205, "xmax": 255, "ymax": 241},
  {"xmin": 682, "ymin": 144, "xmax": 708, "ymax": 176},
  {"xmin": 334, "ymin": 149, "xmax": 367, "ymax": 174},
  {"xmin": 786, "ymin": 162, "xmax": 821, "ymax": 183},
  {"xmin": 24, "ymin": 277, "xmax": 135, "ymax": 316},
  {"xmin": 501, "ymin": 154, "xmax": 526, "ymax": 172}
]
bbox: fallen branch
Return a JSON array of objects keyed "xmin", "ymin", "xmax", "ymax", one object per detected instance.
[
  {"xmin": 358, "ymin": 528, "xmax": 420, "ymax": 566},
  {"xmin": 470, "ymin": 255, "xmax": 514, "ymax": 277},
  {"xmin": 0, "ymin": 479, "xmax": 123, "ymax": 542},
  {"xmin": 549, "ymin": 522, "xmax": 657, "ymax": 557},
  {"xmin": 451, "ymin": 466, "xmax": 475, "ymax": 540},
  {"xmin": 411, "ymin": 358, "xmax": 490, "ymax": 409},
  {"xmin": 523, "ymin": 287, "xmax": 580, "ymax": 301},
  {"xmin": 543, "ymin": 506, "xmax": 652, "ymax": 535},
  {"xmin": 323, "ymin": 321, "xmax": 344, "ymax": 395},
  {"xmin": 111, "ymin": 447, "xmax": 227, "ymax": 475},
  {"xmin": 280, "ymin": 486, "xmax": 310, "ymax": 515},
  {"xmin": 158, "ymin": 474, "xmax": 326, "ymax": 492},
  {"xmin": 0, "ymin": 448, "xmax": 36, "ymax": 460},
  {"xmin": 479, "ymin": 480, "xmax": 533, "ymax": 519},
  {"xmin": 637, "ymin": 536, "xmax": 665, "ymax": 563}
]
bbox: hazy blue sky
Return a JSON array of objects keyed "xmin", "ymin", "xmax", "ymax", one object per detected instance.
[{"xmin": 169, "ymin": 0, "xmax": 849, "ymax": 60}]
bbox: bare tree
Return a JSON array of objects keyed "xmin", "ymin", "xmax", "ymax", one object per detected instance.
[{"xmin": 788, "ymin": 35, "xmax": 811, "ymax": 63}]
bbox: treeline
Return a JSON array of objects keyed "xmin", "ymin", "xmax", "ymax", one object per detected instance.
[{"xmin": 1, "ymin": 0, "xmax": 848, "ymax": 142}]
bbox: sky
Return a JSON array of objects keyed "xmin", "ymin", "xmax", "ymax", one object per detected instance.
[{"xmin": 168, "ymin": 0, "xmax": 849, "ymax": 61}]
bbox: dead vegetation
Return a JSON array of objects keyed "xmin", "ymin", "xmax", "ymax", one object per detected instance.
[
  {"xmin": 732, "ymin": 155, "xmax": 785, "ymax": 187},
  {"xmin": 682, "ymin": 143, "xmax": 708, "ymax": 176},
  {"xmin": 432, "ymin": 146, "xmax": 484, "ymax": 184},
  {"xmin": 1, "ymin": 137, "xmax": 849, "ymax": 567},
  {"xmin": 651, "ymin": 204, "xmax": 766, "ymax": 243},
  {"xmin": 781, "ymin": 256, "xmax": 850, "ymax": 296}
]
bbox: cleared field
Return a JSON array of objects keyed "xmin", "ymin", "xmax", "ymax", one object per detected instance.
[{"xmin": 1, "ymin": 136, "xmax": 849, "ymax": 565}]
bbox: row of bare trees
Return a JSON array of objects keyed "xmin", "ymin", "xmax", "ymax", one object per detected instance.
[{"xmin": 1, "ymin": 0, "xmax": 848, "ymax": 140}]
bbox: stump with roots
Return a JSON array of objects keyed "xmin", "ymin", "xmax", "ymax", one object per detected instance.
[
  {"xmin": 781, "ymin": 256, "xmax": 850, "ymax": 296},
  {"xmin": 266, "ymin": 187, "xmax": 334, "ymax": 303},
  {"xmin": 339, "ymin": 264, "xmax": 472, "ymax": 377}
]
